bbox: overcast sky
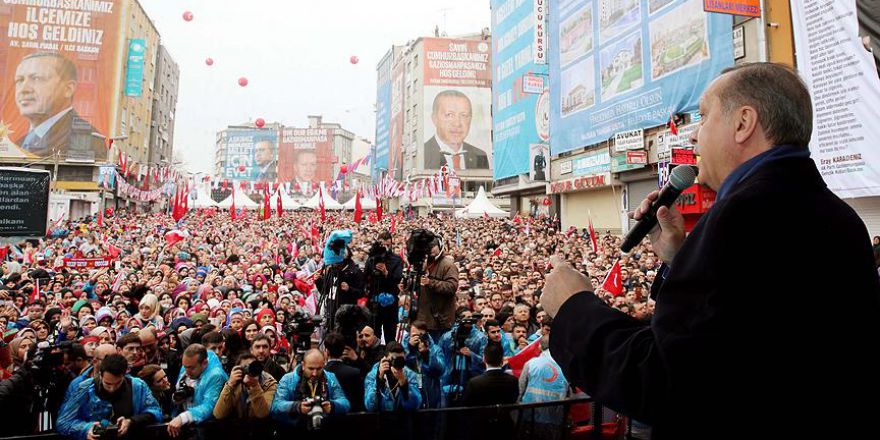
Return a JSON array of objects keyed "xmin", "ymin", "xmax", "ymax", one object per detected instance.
[{"xmin": 140, "ymin": 0, "xmax": 491, "ymax": 174}]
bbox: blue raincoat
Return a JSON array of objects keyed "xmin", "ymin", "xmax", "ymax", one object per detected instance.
[
  {"xmin": 270, "ymin": 369, "xmax": 350, "ymax": 427},
  {"xmin": 171, "ymin": 350, "xmax": 228, "ymax": 424},
  {"xmin": 57, "ymin": 377, "xmax": 162, "ymax": 440},
  {"xmin": 364, "ymin": 363, "xmax": 422, "ymax": 411},
  {"xmin": 402, "ymin": 331, "xmax": 444, "ymax": 408},
  {"xmin": 438, "ymin": 325, "xmax": 488, "ymax": 399}
]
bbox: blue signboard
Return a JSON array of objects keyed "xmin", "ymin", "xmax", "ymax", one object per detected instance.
[
  {"xmin": 374, "ymin": 50, "xmax": 394, "ymax": 179},
  {"xmin": 223, "ymin": 130, "xmax": 278, "ymax": 181},
  {"xmin": 549, "ymin": 0, "xmax": 733, "ymax": 155},
  {"xmin": 492, "ymin": 0, "xmax": 551, "ymax": 180},
  {"xmin": 124, "ymin": 39, "xmax": 146, "ymax": 97}
]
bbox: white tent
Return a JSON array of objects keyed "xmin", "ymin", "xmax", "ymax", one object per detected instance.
[
  {"xmin": 302, "ymin": 189, "xmax": 344, "ymax": 210},
  {"xmin": 277, "ymin": 191, "xmax": 303, "ymax": 210},
  {"xmin": 342, "ymin": 195, "xmax": 377, "ymax": 210},
  {"xmin": 189, "ymin": 186, "xmax": 216, "ymax": 209},
  {"xmin": 215, "ymin": 186, "xmax": 260, "ymax": 209},
  {"xmin": 455, "ymin": 186, "xmax": 509, "ymax": 218}
]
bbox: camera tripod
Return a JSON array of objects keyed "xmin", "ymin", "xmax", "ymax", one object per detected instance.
[{"xmin": 316, "ymin": 264, "xmax": 343, "ymax": 341}]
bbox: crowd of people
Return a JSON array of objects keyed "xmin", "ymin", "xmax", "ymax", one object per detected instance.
[{"xmin": 0, "ymin": 208, "xmax": 659, "ymax": 439}]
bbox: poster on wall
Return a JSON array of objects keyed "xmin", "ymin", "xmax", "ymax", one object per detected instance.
[
  {"xmin": 529, "ymin": 144, "xmax": 550, "ymax": 181},
  {"xmin": 492, "ymin": 0, "xmax": 551, "ymax": 180},
  {"xmin": 0, "ymin": 1, "xmax": 126, "ymax": 163},
  {"xmin": 422, "ymin": 37, "xmax": 493, "ymax": 172},
  {"xmin": 374, "ymin": 49, "xmax": 394, "ymax": 177},
  {"xmin": 278, "ymin": 128, "xmax": 333, "ymax": 188},
  {"xmin": 223, "ymin": 130, "xmax": 279, "ymax": 182},
  {"xmin": 549, "ymin": 0, "xmax": 733, "ymax": 155},
  {"xmin": 792, "ymin": 0, "xmax": 880, "ymax": 198}
]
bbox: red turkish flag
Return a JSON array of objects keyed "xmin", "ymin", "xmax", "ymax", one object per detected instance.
[
  {"xmin": 588, "ymin": 216, "xmax": 598, "ymax": 253},
  {"xmin": 376, "ymin": 198, "xmax": 383, "ymax": 222},
  {"xmin": 602, "ymin": 260, "xmax": 624, "ymax": 297},
  {"xmin": 507, "ymin": 339, "xmax": 541, "ymax": 378},
  {"xmin": 353, "ymin": 191, "xmax": 363, "ymax": 224},
  {"xmin": 277, "ymin": 192, "xmax": 283, "ymax": 218}
]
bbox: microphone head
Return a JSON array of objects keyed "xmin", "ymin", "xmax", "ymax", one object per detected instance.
[{"xmin": 669, "ymin": 165, "xmax": 697, "ymax": 190}]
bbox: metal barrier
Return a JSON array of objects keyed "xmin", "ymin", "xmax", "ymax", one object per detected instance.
[{"xmin": 0, "ymin": 397, "xmax": 627, "ymax": 440}]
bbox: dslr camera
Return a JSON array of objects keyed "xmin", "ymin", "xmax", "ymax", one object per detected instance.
[
  {"xmin": 303, "ymin": 396, "xmax": 326, "ymax": 430},
  {"xmin": 172, "ymin": 377, "xmax": 195, "ymax": 405},
  {"xmin": 368, "ymin": 241, "xmax": 389, "ymax": 277},
  {"xmin": 92, "ymin": 422, "xmax": 119, "ymax": 440},
  {"xmin": 233, "ymin": 361, "xmax": 264, "ymax": 379}
]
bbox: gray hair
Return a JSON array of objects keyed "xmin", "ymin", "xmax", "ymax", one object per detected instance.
[
  {"xmin": 21, "ymin": 51, "xmax": 78, "ymax": 82},
  {"xmin": 716, "ymin": 63, "xmax": 812, "ymax": 147}
]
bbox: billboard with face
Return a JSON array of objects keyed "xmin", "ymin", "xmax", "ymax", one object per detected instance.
[
  {"xmin": 223, "ymin": 130, "xmax": 278, "ymax": 181},
  {"xmin": 0, "ymin": 1, "xmax": 126, "ymax": 162},
  {"xmin": 277, "ymin": 127, "xmax": 333, "ymax": 187},
  {"xmin": 421, "ymin": 37, "xmax": 493, "ymax": 172}
]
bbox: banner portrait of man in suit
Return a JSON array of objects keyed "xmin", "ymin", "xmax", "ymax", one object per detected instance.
[{"xmin": 423, "ymin": 89, "xmax": 491, "ymax": 171}]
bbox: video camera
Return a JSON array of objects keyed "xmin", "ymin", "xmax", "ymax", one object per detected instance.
[
  {"xmin": 322, "ymin": 230, "xmax": 352, "ymax": 266},
  {"xmin": 453, "ymin": 315, "xmax": 481, "ymax": 350},
  {"xmin": 406, "ymin": 229, "xmax": 437, "ymax": 267},
  {"xmin": 283, "ymin": 310, "xmax": 323, "ymax": 359},
  {"xmin": 368, "ymin": 241, "xmax": 390, "ymax": 277},
  {"xmin": 30, "ymin": 341, "xmax": 70, "ymax": 388},
  {"xmin": 172, "ymin": 376, "xmax": 194, "ymax": 405}
]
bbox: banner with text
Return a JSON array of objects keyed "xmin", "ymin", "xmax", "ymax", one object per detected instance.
[
  {"xmin": 549, "ymin": 0, "xmax": 733, "ymax": 155},
  {"xmin": 792, "ymin": 0, "xmax": 880, "ymax": 198},
  {"xmin": 222, "ymin": 130, "xmax": 279, "ymax": 182},
  {"xmin": 374, "ymin": 48, "xmax": 394, "ymax": 178},
  {"xmin": 0, "ymin": 0, "xmax": 125, "ymax": 162},
  {"xmin": 278, "ymin": 128, "xmax": 333, "ymax": 187},
  {"xmin": 492, "ymin": 0, "xmax": 549, "ymax": 179}
]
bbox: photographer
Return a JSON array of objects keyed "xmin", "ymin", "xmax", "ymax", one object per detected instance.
[
  {"xmin": 270, "ymin": 349, "xmax": 350, "ymax": 432},
  {"xmin": 402, "ymin": 320, "xmax": 443, "ymax": 408},
  {"xmin": 438, "ymin": 311, "xmax": 488, "ymax": 407},
  {"xmin": 364, "ymin": 232, "xmax": 404, "ymax": 343},
  {"xmin": 65, "ymin": 344, "xmax": 116, "ymax": 400},
  {"xmin": 249, "ymin": 334, "xmax": 286, "ymax": 381},
  {"xmin": 364, "ymin": 341, "xmax": 421, "ymax": 412},
  {"xmin": 167, "ymin": 344, "xmax": 228, "ymax": 438},
  {"xmin": 212, "ymin": 353, "xmax": 277, "ymax": 438},
  {"xmin": 57, "ymin": 354, "xmax": 161, "ymax": 440},
  {"xmin": 416, "ymin": 237, "xmax": 459, "ymax": 342}
]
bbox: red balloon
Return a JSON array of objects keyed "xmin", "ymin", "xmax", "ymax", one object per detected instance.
[
  {"xmin": 350, "ymin": 56, "xmax": 359, "ymax": 65},
  {"xmin": 238, "ymin": 77, "xmax": 249, "ymax": 87},
  {"xmin": 255, "ymin": 118, "xmax": 265, "ymax": 128},
  {"xmin": 238, "ymin": 165, "xmax": 246, "ymax": 173},
  {"xmin": 340, "ymin": 164, "xmax": 348, "ymax": 174},
  {"xmin": 205, "ymin": 58, "xmax": 214, "ymax": 66},
  {"xmin": 183, "ymin": 11, "xmax": 193, "ymax": 21}
]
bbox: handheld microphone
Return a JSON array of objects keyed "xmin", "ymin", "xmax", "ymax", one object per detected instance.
[{"xmin": 620, "ymin": 165, "xmax": 697, "ymax": 253}]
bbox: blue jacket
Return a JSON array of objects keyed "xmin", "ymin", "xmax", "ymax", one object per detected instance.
[
  {"xmin": 57, "ymin": 377, "xmax": 162, "ymax": 440},
  {"xmin": 438, "ymin": 325, "xmax": 488, "ymax": 395},
  {"xmin": 64, "ymin": 366, "xmax": 94, "ymax": 401},
  {"xmin": 364, "ymin": 363, "xmax": 422, "ymax": 411},
  {"xmin": 402, "ymin": 332, "xmax": 444, "ymax": 408},
  {"xmin": 270, "ymin": 369, "xmax": 350, "ymax": 427},
  {"xmin": 520, "ymin": 351, "xmax": 570, "ymax": 424},
  {"xmin": 172, "ymin": 350, "xmax": 228, "ymax": 424}
]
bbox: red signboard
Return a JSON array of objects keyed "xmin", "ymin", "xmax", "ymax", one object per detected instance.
[
  {"xmin": 62, "ymin": 257, "xmax": 113, "ymax": 269},
  {"xmin": 671, "ymin": 148, "xmax": 697, "ymax": 165},
  {"xmin": 676, "ymin": 185, "xmax": 716, "ymax": 215},
  {"xmin": 703, "ymin": 0, "xmax": 761, "ymax": 17},
  {"xmin": 549, "ymin": 174, "xmax": 608, "ymax": 194},
  {"xmin": 626, "ymin": 151, "xmax": 648, "ymax": 165}
]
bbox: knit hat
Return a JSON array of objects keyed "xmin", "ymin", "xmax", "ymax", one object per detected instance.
[{"xmin": 71, "ymin": 299, "xmax": 90, "ymax": 314}]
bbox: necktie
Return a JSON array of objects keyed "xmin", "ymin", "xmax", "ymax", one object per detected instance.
[{"xmin": 452, "ymin": 154, "xmax": 461, "ymax": 171}]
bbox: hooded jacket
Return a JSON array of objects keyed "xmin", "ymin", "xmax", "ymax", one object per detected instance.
[{"xmin": 57, "ymin": 377, "xmax": 162, "ymax": 440}]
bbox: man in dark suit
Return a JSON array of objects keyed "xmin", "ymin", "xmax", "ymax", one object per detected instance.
[
  {"xmin": 254, "ymin": 140, "xmax": 278, "ymax": 182},
  {"xmin": 323, "ymin": 332, "xmax": 364, "ymax": 412},
  {"xmin": 424, "ymin": 90, "xmax": 489, "ymax": 170},
  {"xmin": 541, "ymin": 63, "xmax": 880, "ymax": 439},
  {"xmin": 462, "ymin": 342, "xmax": 518, "ymax": 438},
  {"xmin": 13, "ymin": 51, "xmax": 101, "ymax": 159}
]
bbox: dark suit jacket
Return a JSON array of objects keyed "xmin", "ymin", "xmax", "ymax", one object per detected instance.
[
  {"xmin": 15, "ymin": 110, "xmax": 102, "ymax": 160},
  {"xmin": 325, "ymin": 359, "xmax": 365, "ymax": 412},
  {"xmin": 423, "ymin": 136, "xmax": 489, "ymax": 170},
  {"xmin": 551, "ymin": 156, "xmax": 880, "ymax": 439},
  {"xmin": 462, "ymin": 369, "xmax": 519, "ymax": 406}
]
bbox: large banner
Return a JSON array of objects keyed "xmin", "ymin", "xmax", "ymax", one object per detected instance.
[
  {"xmin": 792, "ymin": 0, "xmax": 880, "ymax": 198},
  {"xmin": 422, "ymin": 37, "xmax": 493, "ymax": 172},
  {"xmin": 388, "ymin": 60, "xmax": 405, "ymax": 179},
  {"xmin": 549, "ymin": 0, "xmax": 733, "ymax": 155},
  {"xmin": 374, "ymin": 49, "xmax": 394, "ymax": 178},
  {"xmin": 222, "ymin": 130, "xmax": 278, "ymax": 181},
  {"xmin": 492, "ymin": 0, "xmax": 551, "ymax": 180},
  {"xmin": 0, "ymin": 1, "xmax": 125, "ymax": 162},
  {"xmin": 277, "ymin": 127, "xmax": 333, "ymax": 186}
]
